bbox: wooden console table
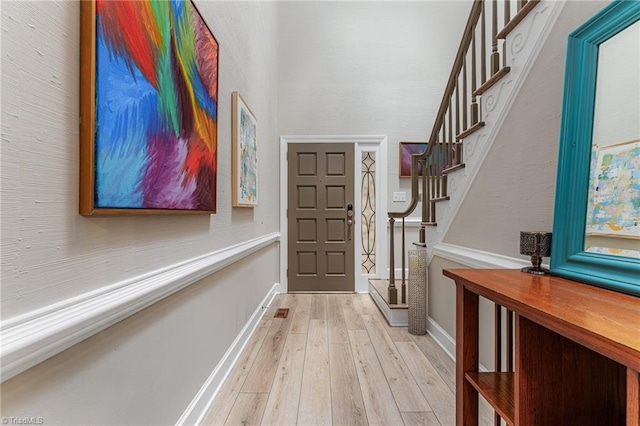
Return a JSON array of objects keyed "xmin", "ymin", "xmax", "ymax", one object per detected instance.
[{"xmin": 444, "ymin": 269, "xmax": 640, "ymax": 426}]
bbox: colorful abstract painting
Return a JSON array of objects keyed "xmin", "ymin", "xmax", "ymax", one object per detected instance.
[
  {"xmin": 585, "ymin": 139, "xmax": 640, "ymax": 238},
  {"xmin": 232, "ymin": 92, "xmax": 257, "ymax": 207},
  {"xmin": 80, "ymin": 0, "xmax": 218, "ymax": 214}
]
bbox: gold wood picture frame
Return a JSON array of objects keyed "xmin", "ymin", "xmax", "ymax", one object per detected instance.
[{"xmin": 232, "ymin": 92, "xmax": 258, "ymax": 207}]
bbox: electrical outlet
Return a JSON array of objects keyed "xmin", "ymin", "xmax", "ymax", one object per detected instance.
[{"xmin": 393, "ymin": 192, "xmax": 406, "ymax": 202}]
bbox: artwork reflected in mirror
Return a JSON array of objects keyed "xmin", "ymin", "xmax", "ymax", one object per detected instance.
[
  {"xmin": 584, "ymin": 21, "xmax": 640, "ymax": 259},
  {"xmin": 399, "ymin": 142, "xmax": 427, "ymax": 178}
]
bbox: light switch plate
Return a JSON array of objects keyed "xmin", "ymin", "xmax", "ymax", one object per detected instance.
[{"xmin": 393, "ymin": 192, "xmax": 406, "ymax": 202}]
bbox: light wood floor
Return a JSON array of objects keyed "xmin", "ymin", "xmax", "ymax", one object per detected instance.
[{"xmin": 202, "ymin": 293, "xmax": 494, "ymax": 426}]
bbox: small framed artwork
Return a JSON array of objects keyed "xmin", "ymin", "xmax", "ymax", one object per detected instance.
[
  {"xmin": 232, "ymin": 92, "xmax": 258, "ymax": 207},
  {"xmin": 79, "ymin": 0, "xmax": 219, "ymax": 215},
  {"xmin": 399, "ymin": 142, "xmax": 428, "ymax": 177}
]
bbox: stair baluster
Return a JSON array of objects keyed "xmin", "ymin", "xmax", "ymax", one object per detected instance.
[
  {"xmin": 491, "ymin": 0, "xmax": 500, "ymax": 74},
  {"xmin": 494, "ymin": 304, "xmax": 503, "ymax": 426},
  {"xmin": 388, "ymin": 217, "xmax": 397, "ymax": 304},
  {"xmin": 401, "ymin": 217, "xmax": 406, "ymax": 304}
]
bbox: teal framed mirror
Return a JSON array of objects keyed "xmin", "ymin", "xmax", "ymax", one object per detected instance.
[{"xmin": 551, "ymin": 0, "xmax": 640, "ymax": 296}]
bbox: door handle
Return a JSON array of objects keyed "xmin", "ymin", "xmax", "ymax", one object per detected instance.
[{"xmin": 347, "ymin": 204, "xmax": 353, "ymax": 241}]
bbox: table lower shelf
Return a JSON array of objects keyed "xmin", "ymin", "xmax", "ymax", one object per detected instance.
[{"xmin": 465, "ymin": 371, "xmax": 515, "ymax": 425}]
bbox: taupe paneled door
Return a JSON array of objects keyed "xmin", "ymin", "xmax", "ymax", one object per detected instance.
[{"xmin": 288, "ymin": 143, "xmax": 355, "ymax": 292}]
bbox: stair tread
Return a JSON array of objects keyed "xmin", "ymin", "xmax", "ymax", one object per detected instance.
[
  {"xmin": 442, "ymin": 163, "xmax": 466, "ymax": 174},
  {"xmin": 431, "ymin": 196, "xmax": 450, "ymax": 202},
  {"xmin": 456, "ymin": 122, "xmax": 485, "ymax": 140},
  {"xmin": 473, "ymin": 67, "xmax": 511, "ymax": 96},
  {"xmin": 496, "ymin": 0, "xmax": 540, "ymax": 39},
  {"xmin": 369, "ymin": 279, "xmax": 408, "ymax": 309}
]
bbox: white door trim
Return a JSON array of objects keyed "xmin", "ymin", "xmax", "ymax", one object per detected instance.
[{"xmin": 280, "ymin": 135, "xmax": 388, "ymax": 293}]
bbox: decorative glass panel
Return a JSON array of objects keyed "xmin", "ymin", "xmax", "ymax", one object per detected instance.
[{"xmin": 361, "ymin": 152, "xmax": 376, "ymax": 273}]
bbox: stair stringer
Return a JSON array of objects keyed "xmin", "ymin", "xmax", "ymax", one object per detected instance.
[{"xmin": 425, "ymin": 0, "xmax": 566, "ymax": 263}]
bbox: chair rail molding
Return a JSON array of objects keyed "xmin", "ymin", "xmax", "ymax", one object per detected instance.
[
  {"xmin": 433, "ymin": 242, "xmax": 546, "ymax": 270},
  {"xmin": 0, "ymin": 232, "xmax": 280, "ymax": 382}
]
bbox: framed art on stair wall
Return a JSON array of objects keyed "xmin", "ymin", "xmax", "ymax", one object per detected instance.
[
  {"xmin": 399, "ymin": 142, "xmax": 451, "ymax": 178},
  {"xmin": 399, "ymin": 142, "xmax": 427, "ymax": 178}
]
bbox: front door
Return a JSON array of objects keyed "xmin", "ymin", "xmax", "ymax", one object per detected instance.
[{"xmin": 287, "ymin": 143, "xmax": 355, "ymax": 292}]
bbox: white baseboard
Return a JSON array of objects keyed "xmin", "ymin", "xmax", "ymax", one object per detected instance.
[
  {"xmin": 176, "ymin": 283, "xmax": 279, "ymax": 426},
  {"xmin": 431, "ymin": 244, "xmax": 530, "ymax": 372},
  {"xmin": 426, "ymin": 316, "xmax": 489, "ymax": 372},
  {"xmin": 262, "ymin": 283, "xmax": 280, "ymax": 308},
  {"xmin": 426, "ymin": 316, "xmax": 456, "ymax": 361},
  {"xmin": 0, "ymin": 233, "xmax": 280, "ymax": 383}
]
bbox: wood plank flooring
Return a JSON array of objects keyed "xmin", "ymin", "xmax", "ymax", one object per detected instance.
[{"xmin": 202, "ymin": 293, "xmax": 494, "ymax": 426}]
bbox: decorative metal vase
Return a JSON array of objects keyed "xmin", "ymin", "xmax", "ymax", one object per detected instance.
[
  {"xmin": 408, "ymin": 246, "xmax": 427, "ymax": 335},
  {"xmin": 520, "ymin": 231, "xmax": 552, "ymax": 275}
]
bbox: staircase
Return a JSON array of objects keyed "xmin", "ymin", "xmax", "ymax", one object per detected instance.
[{"xmin": 370, "ymin": 0, "xmax": 565, "ymax": 324}]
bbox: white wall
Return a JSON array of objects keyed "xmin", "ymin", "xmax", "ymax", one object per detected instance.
[
  {"xmin": 1, "ymin": 0, "xmax": 280, "ymax": 318},
  {"xmin": 1, "ymin": 1, "xmax": 280, "ymax": 423},
  {"xmin": 428, "ymin": 0, "xmax": 609, "ymax": 362},
  {"xmin": 278, "ymin": 0, "xmax": 472, "ymax": 213}
]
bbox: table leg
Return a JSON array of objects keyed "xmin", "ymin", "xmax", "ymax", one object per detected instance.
[
  {"xmin": 456, "ymin": 284, "xmax": 479, "ymax": 426},
  {"xmin": 629, "ymin": 368, "xmax": 640, "ymax": 426}
]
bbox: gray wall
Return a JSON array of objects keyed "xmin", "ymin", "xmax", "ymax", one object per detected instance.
[
  {"xmin": 1, "ymin": 1, "xmax": 280, "ymax": 423},
  {"xmin": 429, "ymin": 0, "xmax": 609, "ymax": 368}
]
